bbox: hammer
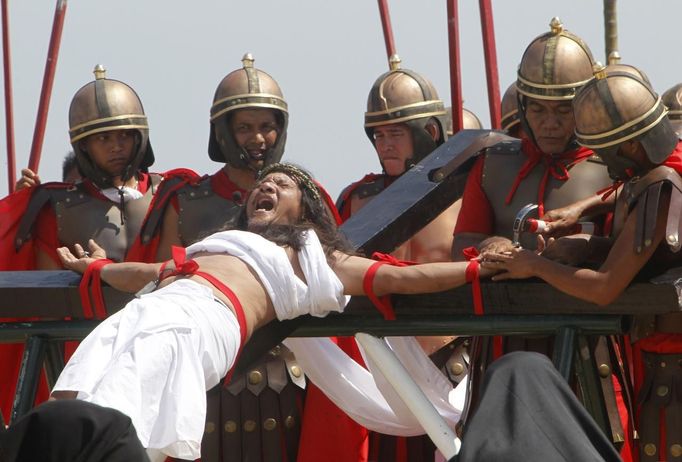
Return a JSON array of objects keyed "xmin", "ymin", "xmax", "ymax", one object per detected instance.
[
  {"xmin": 512, "ymin": 203, "xmax": 595, "ymax": 246},
  {"xmin": 512, "ymin": 203, "xmax": 538, "ymax": 246}
]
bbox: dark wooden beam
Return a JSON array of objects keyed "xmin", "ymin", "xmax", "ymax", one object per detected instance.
[{"xmin": 341, "ymin": 130, "xmax": 516, "ymax": 255}]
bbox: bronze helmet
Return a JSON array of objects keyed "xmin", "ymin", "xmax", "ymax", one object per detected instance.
[
  {"xmin": 573, "ymin": 69, "xmax": 677, "ymax": 180},
  {"xmin": 445, "ymin": 107, "xmax": 483, "ymax": 136},
  {"xmin": 605, "ymin": 62, "xmax": 651, "ymax": 87},
  {"xmin": 208, "ymin": 53, "xmax": 288, "ymax": 171},
  {"xmin": 364, "ymin": 55, "xmax": 447, "ymax": 172},
  {"xmin": 500, "ymin": 83, "xmax": 520, "ymax": 134},
  {"xmin": 68, "ymin": 65, "xmax": 153, "ymax": 188},
  {"xmin": 515, "ymin": 18, "xmax": 595, "ymax": 151},
  {"xmin": 662, "ymin": 83, "xmax": 682, "ymax": 136},
  {"xmin": 516, "ymin": 17, "xmax": 595, "ymax": 101}
]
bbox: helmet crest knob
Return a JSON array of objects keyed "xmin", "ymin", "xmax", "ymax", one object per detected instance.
[
  {"xmin": 93, "ymin": 64, "xmax": 106, "ymax": 80},
  {"xmin": 389, "ymin": 54, "xmax": 401, "ymax": 71},
  {"xmin": 549, "ymin": 17, "xmax": 563, "ymax": 35}
]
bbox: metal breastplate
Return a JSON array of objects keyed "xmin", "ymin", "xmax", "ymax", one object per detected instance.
[
  {"xmin": 53, "ymin": 175, "xmax": 160, "ymax": 262},
  {"xmin": 481, "ymin": 148, "xmax": 611, "ymax": 249},
  {"xmin": 176, "ymin": 178, "xmax": 242, "ymax": 246}
]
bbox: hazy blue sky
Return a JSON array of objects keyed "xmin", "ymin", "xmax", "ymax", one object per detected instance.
[{"xmin": 1, "ymin": 1, "xmax": 679, "ymax": 198}]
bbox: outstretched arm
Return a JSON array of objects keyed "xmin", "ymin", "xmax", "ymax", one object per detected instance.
[
  {"xmin": 541, "ymin": 190, "xmax": 617, "ymax": 238},
  {"xmin": 333, "ymin": 252, "xmax": 489, "ymax": 297},
  {"xmin": 482, "ymin": 193, "xmax": 667, "ymax": 306},
  {"xmin": 57, "ymin": 240, "xmax": 164, "ymax": 293}
]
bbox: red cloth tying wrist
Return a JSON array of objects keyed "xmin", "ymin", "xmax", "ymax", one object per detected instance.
[
  {"xmin": 78, "ymin": 259, "xmax": 114, "ymax": 319},
  {"xmin": 363, "ymin": 261, "xmax": 395, "ymax": 320},
  {"xmin": 462, "ymin": 246, "xmax": 484, "ymax": 315},
  {"xmin": 362, "ymin": 252, "xmax": 417, "ymax": 321}
]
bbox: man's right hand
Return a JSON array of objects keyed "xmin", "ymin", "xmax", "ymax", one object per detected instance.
[
  {"xmin": 15, "ymin": 168, "xmax": 41, "ymax": 191},
  {"xmin": 540, "ymin": 203, "xmax": 583, "ymax": 238},
  {"xmin": 57, "ymin": 240, "xmax": 108, "ymax": 274}
]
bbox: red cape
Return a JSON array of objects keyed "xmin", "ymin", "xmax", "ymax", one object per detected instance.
[{"xmin": 298, "ymin": 182, "xmax": 370, "ymax": 462}]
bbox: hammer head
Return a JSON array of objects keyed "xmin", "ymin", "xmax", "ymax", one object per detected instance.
[{"xmin": 512, "ymin": 203, "xmax": 538, "ymax": 246}]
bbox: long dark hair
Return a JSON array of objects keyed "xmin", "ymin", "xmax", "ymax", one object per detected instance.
[{"xmin": 232, "ymin": 163, "xmax": 353, "ymax": 262}]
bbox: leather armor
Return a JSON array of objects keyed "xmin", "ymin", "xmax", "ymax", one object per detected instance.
[
  {"xmin": 16, "ymin": 175, "xmax": 162, "ymax": 262},
  {"xmin": 480, "ymin": 144, "xmax": 612, "ymax": 249},
  {"xmin": 175, "ymin": 177, "xmax": 243, "ymax": 246}
]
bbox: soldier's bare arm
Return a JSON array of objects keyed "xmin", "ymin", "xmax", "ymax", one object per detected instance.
[
  {"xmin": 482, "ymin": 194, "xmax": 667, "ymax": 306},
  {"xmin": 541, "ymin": 192, "xmax": 617, "ymax": 238},
  {"xmin": 540, "ymin": 234, "xmax": 613, "ymax": 265},
  {"xmin": 333, "ymin": 252, "xmax": 489, "ymax": 297}
]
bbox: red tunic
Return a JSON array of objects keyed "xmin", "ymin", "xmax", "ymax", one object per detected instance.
[{"xmin": 0, "ymin": 172, "xmax": 162, "ymax": 420}]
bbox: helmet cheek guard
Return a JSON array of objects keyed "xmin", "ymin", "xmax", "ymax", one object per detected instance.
[
  {"xmin": 662, "ymin": 83, "xmax": 682, "ymax": 137},
  {"xmin": 68, "ymin": 65, "xmax": 153, "ymax": 189}
]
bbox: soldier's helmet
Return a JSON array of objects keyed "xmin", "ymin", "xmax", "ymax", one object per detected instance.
[
  {"xmin": 605, "ymin": 63, "xmax": 651, "ymax": 86},
  {"xmin": 662, "ymin": 83, "xmax": 682, "ymax": 136},
  {"xmin": 516, "ymin": 17, "xmax": 595, "ymax": 101},
  {"xmin": 68, "ymin": 65, "xmax": 154, "ymax": 188},
  {"xmin": 445, "ymin": 107, "xmax": 483, "ymax": 136},
  {"xmin": 573, "ymin": 69, "xmax": 677, "ymax": 180},
  {"xmin": 500, "ymin": 83, "xmax": 520, "ymax": 134},
  {"xmin": 365, "ymin": 55, "xmax": 447, "ymax": 171},
  {"xmin": 209, "ymin": 53, "xmax": 288, "ymax": 171}
]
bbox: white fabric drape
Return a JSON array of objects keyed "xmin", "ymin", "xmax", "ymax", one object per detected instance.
[
  {"xmin": 285, "ymin": 336, "xmax": 465, "ymax": 436},
  {"xmin": 186, "ymin": 229, "xmax": 348, "ymax": 320}
]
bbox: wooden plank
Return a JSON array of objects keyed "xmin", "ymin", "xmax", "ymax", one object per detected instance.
[
  {"xmin": 0, "ymin": 272, "xmax": 677, "ymax": 318},
  {"xmin": 341, "ymin": 130, "xmax": 516, "ymax": 254},
  {"xmin": 0, "ymin": 270, "xmax": 131, "ymax": 318}
]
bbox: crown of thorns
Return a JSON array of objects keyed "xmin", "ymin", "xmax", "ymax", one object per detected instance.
[{"xmin": 258, "ymin": 163, "xmax": 322, "ymax": 204}]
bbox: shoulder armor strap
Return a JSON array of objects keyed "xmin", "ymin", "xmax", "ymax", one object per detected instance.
[
  {"xmin": 586, "ymin": 154, "xmax": 606, "ymax": 165},
  {"xmin": 14, "ymin": 182, "xmax": 75, "ymax": 250},
  {"xmin": 335, "ymin": 173, "xmax": 384, "ymax": 212},
  {"xmin": 350, "ymin": 176, "xmax": 386, "ymax": 201},
  {"xmin": 626, "ymin": 166, "xmax": 682, "ymax": 253},
  {"xmin": 139, "ymin": 171, "xmax": 203, "ymax": 244},
  {"xmin": 484, "ymin": 138, "xmax": 522, "ymax": 156}
]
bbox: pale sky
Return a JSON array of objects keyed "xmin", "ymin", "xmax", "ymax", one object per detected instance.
[{"xmin": 1, "ymin": 1, "xmax": 679, "ymax": 199}]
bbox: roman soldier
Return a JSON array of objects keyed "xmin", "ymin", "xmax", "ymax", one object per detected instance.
[
  {"xmin": 450, "ymin": 19, "xmax": 636, "ymax": 460},
  {"xmin": 452, "ymin": 17, "xmax": 612, "ymax": 255},
  {"xmin": 486, "ymin": 68, "xmax": 682, "ymax": 462},
  {"xmin": 331, "ymin": 55, "xmax": 464, "ymax": 462},
  {"xmin": 0, "ymin": 65, "xmax": 162, "ymax": 420},
  {"xmin": 140, "ymin": 54, "xmax": 329, "ymax": 462},
  {"xmin": 500, "ymin": 83, "xmax": 523, "ymax": 138}
]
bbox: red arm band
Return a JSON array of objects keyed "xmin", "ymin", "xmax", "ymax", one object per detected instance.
[{"xmin": 78, "ymin": 259, "xmax": 114, "ymax": 319}]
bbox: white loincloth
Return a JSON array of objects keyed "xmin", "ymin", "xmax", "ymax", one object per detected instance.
[{"xmin": 53, "ymin": 279, "xmax": 240, "ymax": 459}]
